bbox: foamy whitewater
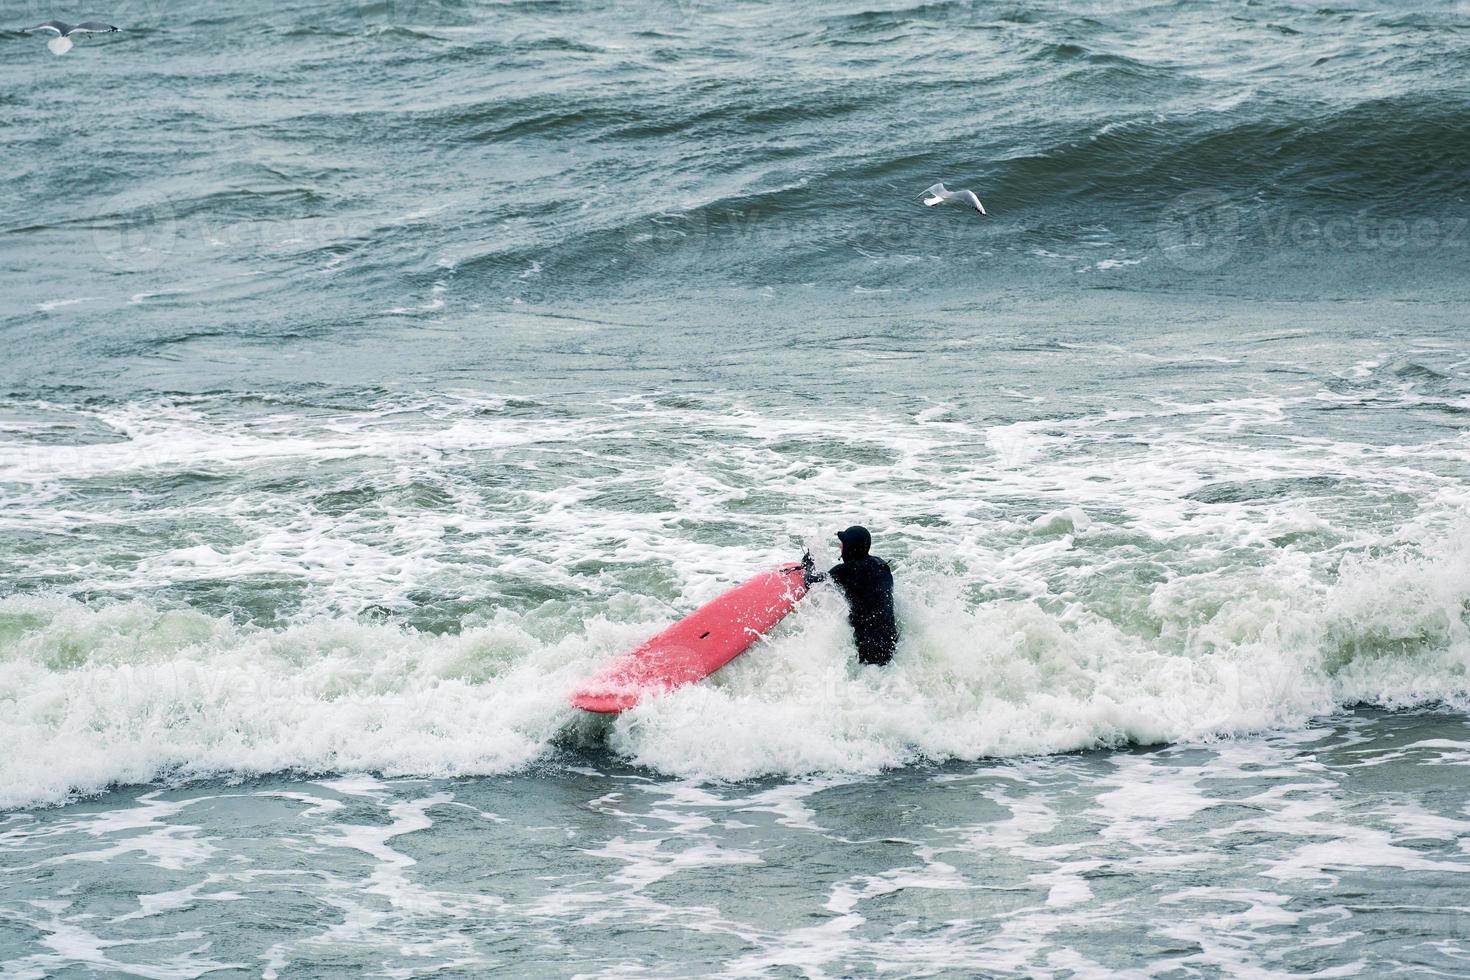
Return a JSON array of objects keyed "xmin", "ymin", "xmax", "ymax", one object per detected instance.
[
  {"xmin": 3, "ymin": 372, "xmax": 1470, "ymax": 808},
  {"xmin": 5, "ymin": 0, "xmax": 1470, "ymax": 973}
]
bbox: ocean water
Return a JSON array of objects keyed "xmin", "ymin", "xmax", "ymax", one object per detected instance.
[{"xmin": 3, "ymin": 0, "xmax": 1470, "ymax": 975}]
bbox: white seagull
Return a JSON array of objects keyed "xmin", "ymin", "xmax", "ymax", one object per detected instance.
[
  {"xmin": 922, "ymin": 182, "xmax": 987, "ymax": 215},
  {"xmin": 25, "ymin": 19, "xmax": 118, "ymax": 55}
]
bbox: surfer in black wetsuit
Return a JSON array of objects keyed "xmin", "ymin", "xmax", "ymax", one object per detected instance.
[{"xmin": 803, "ymin": 525, "xmax": 899, "ymax": 666}]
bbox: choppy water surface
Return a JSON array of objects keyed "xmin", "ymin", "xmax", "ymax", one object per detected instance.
[
  {"xmin": 3, "ymin": 713, "xmax": 1469, "ymax": 976},
  {"xmin": 3, "ymin": 0, "xmax": 1470, "ymax": 974}
]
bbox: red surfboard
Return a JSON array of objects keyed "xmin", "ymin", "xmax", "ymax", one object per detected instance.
[{"xmin": 571, "ymin": 563, "xmax": 808, "ymax": 713}]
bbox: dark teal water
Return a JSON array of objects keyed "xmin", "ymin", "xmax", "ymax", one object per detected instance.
[
  {"xmin": 3, "ymin": 1, "xmax": 1470, "ymax": 975},
  {"xmin": 4, "ymin": 0, "xmax": 1468, "ymax": 397}
]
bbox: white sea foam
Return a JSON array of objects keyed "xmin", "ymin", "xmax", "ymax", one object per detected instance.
[
  {"xmin": 35, "ymin": 297, "xmax": 98, "ymax": 312},
  {"xmin": 1, "ymin": 388, "xmax": 1469, "ymax": 806},
  {"xmin": 1, "ymin": 520, "xmax": 1467, "ymax": 808}
]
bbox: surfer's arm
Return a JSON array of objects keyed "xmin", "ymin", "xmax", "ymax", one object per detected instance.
[{"xmin": 801, "ymin": 551, "xmax": 827, "ymax": 587}]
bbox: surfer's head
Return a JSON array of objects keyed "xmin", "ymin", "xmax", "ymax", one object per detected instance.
[{"xmin": 836, "ymin": 525, "xmax": 871, "ymax": 561}]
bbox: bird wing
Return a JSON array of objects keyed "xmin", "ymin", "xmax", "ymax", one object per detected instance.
[
  {"xmin": 26, "ymin": 20, "xmax": 69, "ymax": 35},
  {"xmin": 958, "ymin": 190, "xmax": 985, "ymax": 214},
  {"xmin": 72, "ymin": 21, "xmax": 119, "ymax": 33},
  {"xmin": 921, "ymin": 182, "xmax": 947, "ymax": 206}
]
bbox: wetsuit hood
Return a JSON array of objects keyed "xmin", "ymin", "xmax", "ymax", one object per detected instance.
[{"xmin": 837, "ymin": 525, "xmax": 871, "ymax": 561}]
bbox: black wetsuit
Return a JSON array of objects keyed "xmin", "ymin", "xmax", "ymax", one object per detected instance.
[{"xmin": 821, "ymin": 556, "xmax": 899, "ymax": 665}]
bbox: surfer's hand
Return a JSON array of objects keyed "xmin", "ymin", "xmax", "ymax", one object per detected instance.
[{"xmin": 800, "ymin": 551, "xmax": 824, "ymax": 587}]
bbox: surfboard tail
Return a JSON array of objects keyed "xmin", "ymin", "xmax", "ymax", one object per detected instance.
[{"xmin": 570, "ymin": 690, "xmax": 641, "ymax": 713}]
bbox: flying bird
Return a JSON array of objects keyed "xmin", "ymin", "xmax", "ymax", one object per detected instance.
[
  {"xmin": 922, "ymin": 182, "xmax": 987, "ymax": 215},
  {"xmin": 25, "ymin": 20, "xmax": 118, "ymax": 55}
]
